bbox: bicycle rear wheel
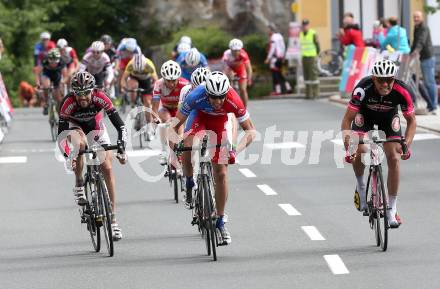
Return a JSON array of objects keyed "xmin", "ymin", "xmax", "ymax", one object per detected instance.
[
  {"xmin": 172, "ymin": 169, "xmax": 179, "ymax": 203},
  {"xmin": 376, "ymin": 166, "xmax": 388, "ymax": 251},
  {"xmin": 98, "ymin": 178, "xmax": 114, "ymax": 257}
]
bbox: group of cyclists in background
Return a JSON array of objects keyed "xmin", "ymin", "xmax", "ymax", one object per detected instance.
[{"xmin": 32, "ymin": 31, "xmax": 256, "ymax": 247}]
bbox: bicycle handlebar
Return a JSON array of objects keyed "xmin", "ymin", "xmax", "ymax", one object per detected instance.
[{"xmin": 358, "ymin": 137, "xmax": 408, "ymax": 155}]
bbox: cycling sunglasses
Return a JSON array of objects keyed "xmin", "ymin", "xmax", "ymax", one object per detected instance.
[
  {"xmin": 207, "ymin": 93, "xmax": 226, "ymax": 100},
  {"xmin": 93, "ymin": 51, "xmax": 103, "ymax": 55},
  {"xmin": 48, "ymin": 57, "xmax": 60, "ymax": 63},
  {"xmin": 75, "ymin": 89, "xmax": 93, "ymax": 97},
  {"xmin": 375, "ymin": 76, "xmax": 395, "ymax": 84}
]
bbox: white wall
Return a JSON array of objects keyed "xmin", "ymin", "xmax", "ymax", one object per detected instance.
[
  {"xmin": 384, "ymin": 0, "xmax": 399, "ymax": 18},
  {"xmin": 427, "ymin": 0, "xmax": 440, "ymax": 46},
  {"xmin": 361, "ymin": 0, "xmax": 378, "ymax": 39}
]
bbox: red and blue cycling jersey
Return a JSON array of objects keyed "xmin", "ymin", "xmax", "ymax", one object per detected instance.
[{"xmin": 180, "ymin": 84, "xmax": 249, "ymax": 122}]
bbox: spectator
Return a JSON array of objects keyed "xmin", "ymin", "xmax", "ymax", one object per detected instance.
[
  {"xmin": 19, "ymin": 81, "xmax": 37, "ymax": 107},
  {"xmin": 299, "ymin": 19, "xmax": 320, "ymax": 99},
  {"xmin": 338, "ymin": 13, "xmax": 365, "ymax": 47},
  {"xmin": 372, "ymin": 19, "xmax": 388, "ymax": 48},
  {"xmin": 411, "ymin": 11, "xmax": 438, "ymax": 114},
  {"xmin": 379, "ymin": 16, "xmax": 410, "ymax": 54},
  {"xmin": 264, "ymin": 23, "xmax": 292, "ymax": 95}
]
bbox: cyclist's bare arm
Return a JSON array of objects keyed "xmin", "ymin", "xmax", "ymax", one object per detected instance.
[
  {"xmin": 403, "ymin": 113, "xmax": 416, "ymax": 147},
  {"xmin": 152, "ymin": 99, "xmax": 160, "ymax": 116},
  {"xmin": 120, "ymin": 71, "xmax": 130, "ymax": 90},
  {"xmin": 245, "ymin": 61, "xmax": 252, "ymax": 83},
  {"xmin": 236, "ymin": 118, "xmax": 256, "ymax": 153},
  {"xmin": 341, "ymin": 108, "xmax": 357, "ymax": 150}
]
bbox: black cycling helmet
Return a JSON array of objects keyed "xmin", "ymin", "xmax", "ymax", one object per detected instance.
[
  {"xmin": 71, "ymin": 71, "xmax": 95, "ymax": 94},
  {"xmin": 100, "ymin": 34, "xmax": 113, "ymax": 45}
]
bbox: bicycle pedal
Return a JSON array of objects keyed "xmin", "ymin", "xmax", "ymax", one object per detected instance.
[{"xmin": 164, "ymin": 171, "xmax": 169, "ymax": 177}]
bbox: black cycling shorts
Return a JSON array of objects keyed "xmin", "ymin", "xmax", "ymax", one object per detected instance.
[
  {"xmin": 351, "ymin": 112, "xmax": 402, "ymax": 138},
  {"xmin": 42, "ymin": 69, "xmax": 62, "ymax": 87},
  {"xmin": 130, "ymin": 76, "xmax": 153, "ymax": 94}
]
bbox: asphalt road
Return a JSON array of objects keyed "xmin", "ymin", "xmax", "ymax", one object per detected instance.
[{"xmin": 1, "ymin": 99, "xmax": 439, "ymax": 289}]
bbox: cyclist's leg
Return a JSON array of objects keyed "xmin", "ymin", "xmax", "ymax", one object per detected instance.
[
  {"xmin": 41, "ymin": 74, "xmax": 51, "ymax": 104},
  {"xmin": 238, "ymin": 77, "xmax": 248, "ymax": 108},
  {"xmin": 52, "ymin": 72, "xmax": 63, "ymax": 106},
  {"xmin": 127, "ymin": 77, "xmax": 138, "ymax": 106},
  {"xmin": 158, "ymin": 107, "xmax": 172, "ymax": 162},
  {"xmin": 381, "ymin": 114, "xmax": 403, "ymax": 225},
  {"xmin": 139, "ymin": 78, "xmax": 154, "ymax": 124},
  {"xmin": 351, "ymin": 113, "xmax": 372, "ymax": 211}
]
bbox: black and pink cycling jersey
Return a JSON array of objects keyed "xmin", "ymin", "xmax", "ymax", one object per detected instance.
[{"xmin": 58, "ymin": 89, "xmax": 125, "ymax": 141}]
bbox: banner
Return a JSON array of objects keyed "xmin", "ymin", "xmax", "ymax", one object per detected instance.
[
  {"xmin": 339, "ymin": 45, "xmax": 378, "ymax": 95},
  {"xmin": 285, "ymin": 22, "xmax": 301, "ymax": 60},
  {"xmin": 0, "ymin": 73, "xmax": 13, "ymax": 124}
]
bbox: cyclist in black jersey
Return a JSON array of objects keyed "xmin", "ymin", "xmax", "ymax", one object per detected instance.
[
  {"xmin": 37, "ymin": 48, "xmax": 68, "ymax": 115},
  {"xmin": 341, "ymin": 59, "xmax": 416, "ymax": 228}
]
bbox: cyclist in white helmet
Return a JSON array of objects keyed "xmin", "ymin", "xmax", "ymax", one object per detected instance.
[
  {"xmin": 172, "ymin": 35, "xmax": 192, "ymax": 59},
  {"xmin": 341, "ymin": 59, "xmax": 416, "ymax": 228},
  {"xmin": 115, "ymin": 38, "xmax": 142, "ymax": 93},
  {"xmin": 171, "ymin": 71, "xmax": 256, "ymax": 244},
  {"xmin": 222, "ymin": 38, "xmax": 253, "ymax": 107},
  {"xmin": 121, "ymin": 54, "xmax": 158, "ymax": 138},
  {"xmin": 152, "ymin": 60, "xmax": 189, "ymax": 164},
  {"xmin": 79, "ymin": 41, "xmax": 114, "ymax": 91},
  {"xmin": 56, "ymin": 38, "xmax": 79, "ymax": 89},
  {"xmin": 176, "ymin": 47, "xmax": 208, "ymax": 81}
]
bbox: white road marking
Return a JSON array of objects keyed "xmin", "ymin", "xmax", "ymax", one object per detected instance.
[
  {"xmin": 323, "ymin": 255, "xmax": 350, "ymax": 275},
  {"xmin": 301, "ymin": 226, "xmax": 325, "ymax": 240},
  {"xmin": 0, "ymin": 156, "xmax": 28, "ymax": 163},
  {"xmin": 257, "ymin": 184, "xmax": 278, "ymax": 196},
  {"xmin": 278, "ymin": 203, "xmax": 302, "ymax": 216},
  {"xmin": 239, "ymin": 168, "xmax": 256, "ymax": 178},
  {"xmin": 331, "ymin": 139, "xmax": 344, "ymax": 146},
  {"xmin": 264, "ymin": 142, "xmax": 305, "ymax": 149},
  {"xmin": 413, "ymin": 133, "xmax": 440, "ymax": 141},
  {"xmin": 126, "ymin": 149, "xmax": 161, "ymax": 157}
]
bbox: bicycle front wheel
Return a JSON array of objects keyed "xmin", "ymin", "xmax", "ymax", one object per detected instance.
[
  {"xmin": 98, "ymin": 178, "xmax": 114, "ymax": 257},
  {"xmin": 373, "ymin": 167, "xmax": 388, "ymax": 251},
  {"xmin": 85, "ymin": 179, "xmax": 100, "ymax": 252},
  {"xmin": 202, "ymin": 175, "xmax": 217, "ymax": 261}
]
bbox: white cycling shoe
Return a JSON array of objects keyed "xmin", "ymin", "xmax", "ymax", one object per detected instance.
[{"xmin": 112, "ymin": 223, "xmax": 123, "ymax": 241}]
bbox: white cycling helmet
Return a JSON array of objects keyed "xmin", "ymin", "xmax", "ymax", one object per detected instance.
[
  {"xmin": 205, "ymin": 71, "xmax": 230, "ymax": 97},
  {"xmin": 184, "ymin": 48, "xmax": 201, "ymax": 67},
  {"xmin": 133, "ymin": 54, "xmax": 145, "ymax": 72},
  {"xmin": 40, "ymin": 31, "xmax": 51, "ymax": 40},
  {"xmin": 161, "ymin": 60, "xmax": 181, "ymax": 80},
  {"xmin": 125, "ymin": 38, "xmax": 137, "ymax": 52},
  {"xmin": 371, "ymin": 59, "xmax": 397, "ymax": 77},
  {"xmin": 229, "ymin": 38, "xmax": 243, "ymax": 50},
  {"xmin": 191, "ymin": 67, "xmax": 211, "ymax": 87},
  {"xmin": 91, "ymin": 41, "xmax": 105, "ymax": 52},
  {"xmin": 177, "ymin": 42, "xmax": 191, "ymax": 54},
  {"xmin": 180, "ymin": 35, "xmax": 192, "ymax": 45},
  {"xmin": 57, "ymin": 38, "xmax": 68, "ymax": 49}
]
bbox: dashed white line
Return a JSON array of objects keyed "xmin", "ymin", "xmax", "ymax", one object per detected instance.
[
  {"xmin": 257, "ymin": 184, "xmax": 278, "ymax": 196},
  {"xmin": 0, "ymin": 156, "xmax": 28, "ymax": 163},
  {"xmin": 301, "ymin": 226, "xmax": 325, "ymax": 240},
  {"xmin": 264, "ymin": 142, "xmax": 305, "ymax": 149},
  {"xmin": 323, "ymin": 255, "xmax": 350, "ymax": 275},
  {"xmin": 278, "ymin": 203, "xmax": 302, "ymax": 216},
  {"xmin": 239, "ymin": 168, "xmax": 256, "ymax": 178},
  {"xmin": 413, "ymin": 133, "xmax": 440, "ymax": 141}
]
